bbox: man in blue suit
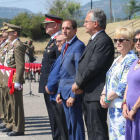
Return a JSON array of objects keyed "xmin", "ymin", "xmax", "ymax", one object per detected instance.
[
  {"xmin": 56, "ymin": 19, "xmax": 85, "ymax": 140},
  {"xmin": 45, "ymin": 33, "xmax": 69, "ymax": 140}
]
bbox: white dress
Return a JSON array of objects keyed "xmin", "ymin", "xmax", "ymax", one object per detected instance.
[{"xmin": 104, "ymin": 50, "xmax": 137, "ymax": 140}]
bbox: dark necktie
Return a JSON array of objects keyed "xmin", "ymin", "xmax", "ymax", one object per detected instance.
[
  {"xmin": 63, "ymin": 43, "xmax": 69, "ymax": 57},
  {"xmin": 87, "ymin": 38, "xmax": 92, "ymax": 46}
]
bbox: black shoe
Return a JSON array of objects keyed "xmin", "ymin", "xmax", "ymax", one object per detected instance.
[
  {"xmin": 25, "ymin": 77, "xmax": 29, "ymax": 80},
  {"xmin": 1, "ymin": 127, "xmax": 12, "ymax": 132},
  {"xmin": 7, "ymin": 131, "xmax": 24, "ymax": 136},
  {"xmin": 0, "ymin": 123, "xmax": 6, "ymax": 129}
]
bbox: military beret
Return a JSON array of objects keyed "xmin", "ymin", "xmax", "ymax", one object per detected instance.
[
  {"xmin": 42, "ymin": 14, "xmax": 63, "ymax": 24},
  {"xmin": 6, "ymin": 23, "xmax": 22, "ymax": 32}
]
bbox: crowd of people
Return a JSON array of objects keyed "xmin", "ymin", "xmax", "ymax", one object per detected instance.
[{"xmin": 0, "ymin": 8, "xmax": 140, "ymax": 140}]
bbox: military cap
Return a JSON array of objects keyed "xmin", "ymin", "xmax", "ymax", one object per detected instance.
[
  {"xmin": 6, "ymin": 23, "xmax": 22, "ymax": 32},
  {"xmin": 3, "ymin": 22, "xmax": 8, "ymax": 26},
  {"xmin": 0, "ymin": 32, "xmax": 2, "ymax": 36},
  {"xmin": 0, "ymin": 26, "xmax": 8, "ymax": 30},
  {"xmin": 0, "ymin": 22, "xmax": 9, "ymax": 31},
  {"xmin": 42, "ymin": 14, "xmax": 63, "ymax": 24}
]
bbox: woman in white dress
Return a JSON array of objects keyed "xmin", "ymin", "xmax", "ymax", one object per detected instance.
[{"xmin": 100, "ymin": 27, "xmax": 137, "ymax": 140}]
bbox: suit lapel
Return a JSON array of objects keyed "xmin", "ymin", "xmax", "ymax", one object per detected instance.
[
  {"xmin": 7, "ymin": 43, "xmax": 14, "ymax": 51},
  {"xmin": 8, "ymin": 39, "xmax": 19, "ymax": 51},
  {"xmin": 50, "ymin": 56, "xmax": 60, "ymax": 72},
  {"xmin": 61, "ymin": 36, "xmax": 78, "ymax": 65},
  {"xmin": 80, "ymin": 36, "xmax": 98, "ymax": 60},
  {"xmin": 79, "ymin": 31, "xmax": 104, "ymax": 61},
  {"xmin": 46, "ymin": 39, "xmax": 54, "ymax": 48},
  {"xmin": 61, "ymin": 43, "xmax": 73, "ymax": 65}
]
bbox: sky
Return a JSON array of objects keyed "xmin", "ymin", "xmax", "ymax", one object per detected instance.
[
  {"xmin": 0, "ymin": 0, "xmax": 98, "ymax": 14},
  {"xmin": 0, "ymin": 0, "xmax": 100, "ymax": 14}
]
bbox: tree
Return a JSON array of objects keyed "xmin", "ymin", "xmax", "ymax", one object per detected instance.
[
  {"xmin": 0, "ymin": 18, "xmax": 10, "ymax": 28},
  {"xmin": 10, "ymin": 13, "xmax": 46, "ymax": 40},
  {"xmin": 123, "ymin": 0, "xmax": 140, "ymax": 20},
  {"xmin": 46, "ymin": 0, "xmax": 82, "ymax": 20}
]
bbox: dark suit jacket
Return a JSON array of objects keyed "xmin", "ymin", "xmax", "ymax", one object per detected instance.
[
  {"xmin": 75, "ymin": 31, "xmax": 114, "ymax": 101},
  {"xmin": 58, "ymin": 36, "xmax": 85, "ymax": 100},
  {"xmin": 39, "ymin": 38, "xmax": 60, "ymax": 93}
]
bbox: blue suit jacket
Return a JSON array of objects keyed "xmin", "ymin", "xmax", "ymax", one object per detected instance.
[
  {"xmin": 47, "ymin": 56, "xmax": 61, "ymax": 101},
  {"xmin": 58, "ymin": 36, "xmax": 85, "ymax": 100}
]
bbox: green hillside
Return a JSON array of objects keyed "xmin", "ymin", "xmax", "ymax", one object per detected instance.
[
  {"xmin": 80, "ymin": 0, "xmax": 140, "ymax": 19},
  {"xmin": 0, "ymin": 7, "xmax": 33, "ymax": 19}
]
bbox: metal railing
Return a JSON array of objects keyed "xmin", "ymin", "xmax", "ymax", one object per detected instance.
[
  {"xmin": 109, "ymin": 18, "xmax": 140, "ymax": 58},
  {"xmin": 109, "ymin": 18, "xmax": 140, "ymax": 39}
]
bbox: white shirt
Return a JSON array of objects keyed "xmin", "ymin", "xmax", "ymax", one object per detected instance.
[
  {"xmin": 91, "ymin": 30, "xmax": 104, "ymax": 40},
  {"xmin": 51, "ymin": 31, "xmax": 61, "ymax": 39},
  {"xmin": 66, "ymin": 35, "xmax": 76, "ymax": 44},
  {"xmin": 0, "ymin": 39, "xmax": 9, "ymax": 48}
]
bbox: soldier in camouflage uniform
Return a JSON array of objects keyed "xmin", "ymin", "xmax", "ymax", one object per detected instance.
[{"xmin": 2, "ymin": 23, "xmax": 25, "ymax": 136}]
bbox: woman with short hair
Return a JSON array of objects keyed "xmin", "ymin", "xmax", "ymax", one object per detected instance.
[{"xmin": 100, "ymin": 27, "xmax": 138, "ymax": 140}]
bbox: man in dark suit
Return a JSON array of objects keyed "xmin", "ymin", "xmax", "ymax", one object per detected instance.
[
  {"xmin": 56, "ymin": 19, "xmax": 85, "ymax": 140},
  {"xmin": 72, "ymin": 9, "xmax": 114, "ymax": 140},
  {"xmin": 45, "ymin": 33, "xmax": 69, "ymax": 140},
  {"xmin": 39, "ymin": 14, "xmax": 63, "ymax": 140}
]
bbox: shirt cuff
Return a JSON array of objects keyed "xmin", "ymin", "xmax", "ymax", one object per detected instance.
[{"xmin": 14, "ymin": 82, "xmax": 22, "ymax": 90}]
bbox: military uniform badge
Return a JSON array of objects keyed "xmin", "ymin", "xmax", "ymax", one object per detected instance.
[
  {"xmin": 6, "ymin": 59, "xmax": 11, "ymax": 64},
  {"xmin": 48, "ymin": 43, "xmax": 54, "ymax": 48},
  {"xmin": 6, "ymin": 49, "xmax": 15, "ymax": 66},
  {"xmin": 1, "ymin": 56, "xmax": 5, "ymax": 61}
]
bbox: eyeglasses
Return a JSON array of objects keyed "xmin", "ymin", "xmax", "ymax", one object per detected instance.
[
  {"xmin": 56, "ymin": 40, "xmax": 64, "ymax": 43},
  {"xmin": 133, "ymin": 38, "xmax": 140, "ymax": 43},
  {"xmin": 84, "ymin": 21, "xmax": 95, "ymax": 24},
  {"xmin": 113, "ymin": 39, "xmax": 130, "ymax": 43}
]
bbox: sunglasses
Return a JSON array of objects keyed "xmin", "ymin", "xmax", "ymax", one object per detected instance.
[
  {"xmin": 133, "ymin": 38, "xmax": 140, "ymax": 43},
  {"xmin": 113, "ymin": 39, "xmax": 130, "ymax": 43}
]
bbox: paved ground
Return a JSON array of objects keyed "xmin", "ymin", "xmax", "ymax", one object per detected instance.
[{"xmin": 0, "ymin": 55, "xmax": 89, "ymax": 140}]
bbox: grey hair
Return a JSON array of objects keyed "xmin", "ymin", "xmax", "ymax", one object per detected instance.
[
  {"xmin": 134, "ymin": 29, "xmax": 140, "ymax": 37},
  {"xmin": 56, "ymin": 31, "xmax": 62, "ymax": 36},
  {"xmin": 87, "ymin": 9, "xmax": 107, "ymax": 30}
]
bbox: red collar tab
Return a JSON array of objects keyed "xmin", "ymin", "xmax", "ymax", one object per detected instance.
[
  {"xmin": 45, "ymin": 18, "xmax": 62, "ymax": 24},
  {"xmin": 54, "ymin": 36, "xmax": 57, "ymax": 39}
]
